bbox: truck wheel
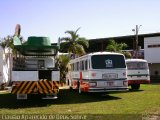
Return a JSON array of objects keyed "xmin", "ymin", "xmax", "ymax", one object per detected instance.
[{"xmin": 131, "ymin": 84, "xmax": 140, "ymax": 90}]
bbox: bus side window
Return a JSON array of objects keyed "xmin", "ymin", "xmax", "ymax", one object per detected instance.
[
  {"xmin": 74, "ymin": 62, "xmax": 77, "ymax": 71},
  {"xmin": 75, "ymin": 63, "xmax": 76, "ymax": 71},
  {"xmin": 89, "ymin": 59, "xmax": 90, "ymax": 69},
  {"xmin": 81, "ymin": 61, "xmax": 84, "ymax": 71},
  {"xmin": 71, "ymin": 64, "xmax": 73, "ymax": 71},
  {"xmin": 85, "ymin": 60, "xmax": 88, "ymax": 70},
  {"xmin": 82, "ymin": 61, "xmax": 84, "ymax": 71},
  {"xmin": 75, "ymin": 62, "xmax": 77, "ymax": 71},
  {"xmin": 77, "ymin": 62, "xmax": 79, "ymax": 71},
  {"xmin": 73, "ymin": 63, "xmax": 75, "ymax": 71},
  {"xmin": 80, "ymin": 61, "xmax": 82, "ymax": 70},
  {"xmin": 80, "ymin": 61, "xmax": 84, "ymax": 71},
  {"xmin": 75, "ymin": 62, "xmax": 78, "ymax": 71}
]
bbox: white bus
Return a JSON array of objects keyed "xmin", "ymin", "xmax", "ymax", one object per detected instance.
[
  {"xmin": 126, "ymin": 59, "xmax": 150, "ymax": 90},
  {"xmin": 67, "ymin": 52, "xmax": 128, "ymax": 93}
]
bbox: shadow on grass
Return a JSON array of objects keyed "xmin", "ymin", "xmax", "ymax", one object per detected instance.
[
  {"xmin": 150, "ymin": 83, "xmax": 160, "ymax": 85},
  {"xmin": 128, "ymin": 89, "xmax": 144, "ymax": 92},
  {"xmin": 0, "ymin": 89, "xmax": 121, "ymax": 109},
  {"xmin": 103, "ymin": 89, "xmax": 144, "ymax": 95}
]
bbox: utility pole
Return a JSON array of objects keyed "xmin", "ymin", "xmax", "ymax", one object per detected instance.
[
  {"xmin": 135, "ymin": 25, "xmax": 138, "ymax": 51},
  {"xmin": 132, "ymin": 25, "xmax": 142, "ymax": 58}
]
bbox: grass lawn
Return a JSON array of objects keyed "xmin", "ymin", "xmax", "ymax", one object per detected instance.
[{"xmin": 0, "ymin": 84, "xmax": 160, "ymax": 119}]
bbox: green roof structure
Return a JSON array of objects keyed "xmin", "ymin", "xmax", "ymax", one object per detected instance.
[{"xmin": 13, "ymin": 36, "xmax": 58, "ymax": 56}]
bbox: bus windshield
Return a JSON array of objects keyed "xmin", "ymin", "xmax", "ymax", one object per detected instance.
[
  {"xmin": 126, "ymin": 62, "xmax": 148, "ymax": 70},
  {"xmin": 91, "ymin": 55, "xmax": 126, "ymax": 69}
]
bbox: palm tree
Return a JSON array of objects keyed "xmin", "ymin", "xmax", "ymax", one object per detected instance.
[
  {"xmin": 58, "ymin": 55, "xmax": 70, "ymax": 85},
  {"xmin": 106, "ymin": 39, "xmax": 127, "ymax": 52},
  {"xmin": 123, "ymin": 51, "xmax": 132, "ymax": 58},
  {"xmin": 60, "ymin": 28, "xmax": 89, "ymax": 57},
  {"xmin": 0, "ymin": 35, "xmax": 12, "ymax": 50},
  {"xmin": 0, "ymin": 36, "xmax": 12, "ymax": 52},
  {"xmin": 106, "ymin": 39, "xmax": 131, "ymax": 58}
]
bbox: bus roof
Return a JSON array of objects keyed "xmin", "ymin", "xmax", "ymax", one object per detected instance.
[
  {"xmin": 87, "ymin": 52, "xmax": 124, "ymax": 56},
  {"xmin": 77, "ymin": 52, "xmax": 124, "ymax": 58},
  {"xmin": 125, "ymin": 59, "xmax": 147, "ymax": 63},
  {"xmin": 69, "ymin": 52, "xmax": 124, "ymax": 63}
]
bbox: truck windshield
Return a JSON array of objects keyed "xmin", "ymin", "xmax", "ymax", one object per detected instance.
[
  {"xmin": 91, "ymin": 55, "xmax": 126, "ymax": 69},
  {"xmin": 126, "ymin": 62, "xmax": 148, "ymax": 70}
]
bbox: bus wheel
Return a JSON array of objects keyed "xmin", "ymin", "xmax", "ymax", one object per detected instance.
[
  {"xmin": 67, "ymin": 80, "xmax": 70, "ymax": 86},
  {"xmin": 69, "ymin": 86, "xmax": 73, "ymax": 91},
  {"xmin": 131, "ymin": 84, "xmax": 140, "ymax": 90}
]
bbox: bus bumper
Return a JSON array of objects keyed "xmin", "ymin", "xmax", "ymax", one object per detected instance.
[
  {"xmin": 88, "ymin": 87, "xmax": 128, "ymax": 92},
  {"xmin": 128, "ymin": 80, "xmax": 150, "ymax": 85}
]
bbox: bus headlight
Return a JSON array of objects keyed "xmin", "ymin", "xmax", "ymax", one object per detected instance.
[{"xmin": 89, "ymin": 82, "xmax": 97, "ymax": 87}]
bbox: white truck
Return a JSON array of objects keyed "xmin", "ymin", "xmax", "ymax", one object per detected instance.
[{"xmin": 11, "ymin": 36, "xmax": 60, "ymax": 99}]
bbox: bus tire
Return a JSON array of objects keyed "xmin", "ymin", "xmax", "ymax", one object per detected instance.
[
  {"xmin": 131, "ymin": 84, "xmax": 140, "ymax": 90},
  {"xmin": 69, "ymin": 86, "xmax": 73, "ymax": 91},
  {"xmin": 67, "ymin": 80, "xmax": 70, "ymax": 86}
]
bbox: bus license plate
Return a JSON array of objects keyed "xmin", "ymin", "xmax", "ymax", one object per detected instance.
[
  {"xmin": 137, "ymin": 76, "xmax": 141, "ymax": 78},
  {"xmin": 106, "ymin": 81, "xmax": 114, "ymax": 87},
  {"xmin": 102, "ymin": 73, "xmax": 118, "ymax": 80}
]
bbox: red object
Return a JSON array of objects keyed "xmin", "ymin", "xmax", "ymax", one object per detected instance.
[
  {"xmin": 128, "ymin": 80, "xmax": 150, "ymax": 85},
  {"xmin": 80, "ymin": 72, "xmax": 82, "ymax": 81}
]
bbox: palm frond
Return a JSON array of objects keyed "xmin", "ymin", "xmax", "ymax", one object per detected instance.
[
  {"xmin": 60, "ymin": 37, "xmax": 71, "ymax": 42},
  {"xmin": 106, "ymin": 44, "xmax": 116, "ymax": 52},
  {"xmin": 106, "ymin": 39, "xmax": 127, "ymax": 52},
  {"xmin": 75, "ymin": 44, "xmax": 85, "ymax": 56},
  {"xmin": 60, "ymin": 42, "xmax": 71, "ymax": 52},
  {"xmin": 77, "ymin": 38, "xmax": 89, "ymax": 48},
  {"xmin": 75, "ymin": 27, "xmax": 81, "ymax": 34},
  {"xmin": 61, "ymin": 28, "xmax": 89, "ymax": 55}
]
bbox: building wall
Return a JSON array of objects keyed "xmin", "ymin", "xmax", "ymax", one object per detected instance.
[
  {"xmin": 148, "ymin": 63, "xmax": 160, "ymax": 76},
  {"xmin": 148, "ymin": 63, "xmax": 160, "ymax": 82},
  {"xmin": 0, "ymin": 47, "xmax": 11, "ymax": 86},
  {"xmin": 144, "ymin": 36, "xmax": 160, "ymax": 63},
  {"xmin": 0, "ymin": 47, "xmax": 3, "ymax": 84},
  {"xmin": 144, "ymin": 37, "xmax": 160, "ymax": 82}
]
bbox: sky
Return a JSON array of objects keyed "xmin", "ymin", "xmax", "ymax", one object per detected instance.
[{"xmin": 0, "ymin": 0, "xmax": 160, "ymax": 43}]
